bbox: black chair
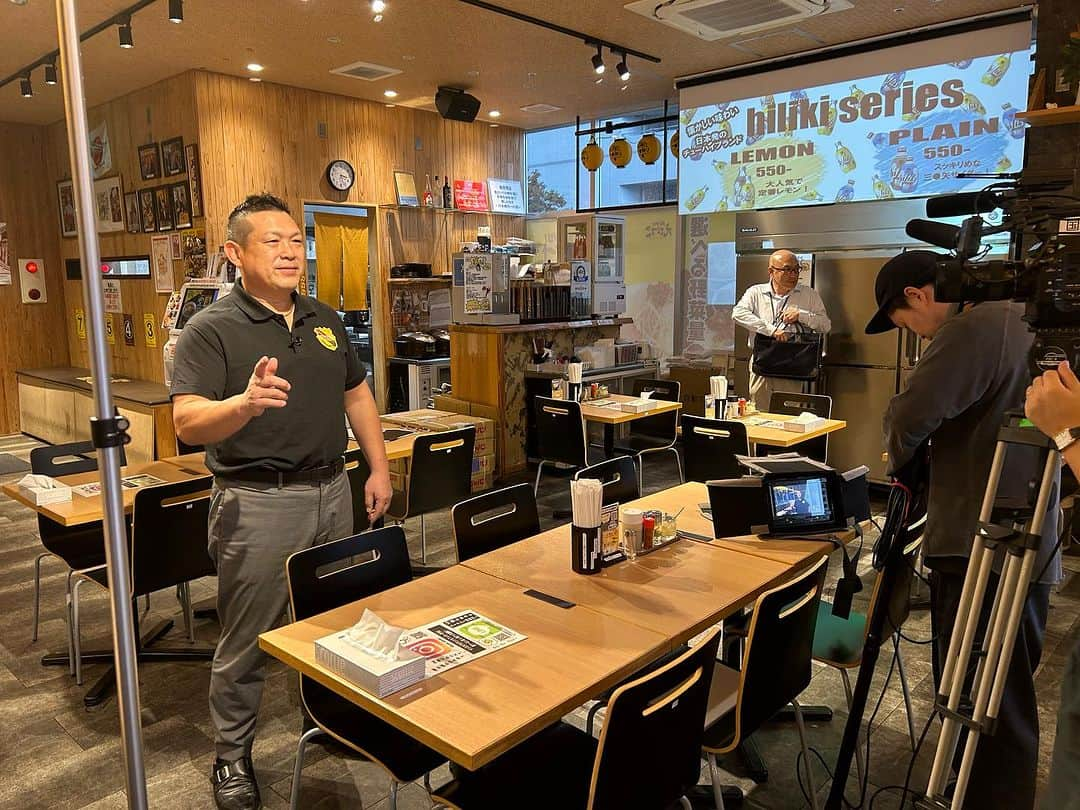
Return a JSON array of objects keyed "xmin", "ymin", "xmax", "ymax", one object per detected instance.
[
  {"xmin": 285, "ymin": 527, "xmax": 446, "ymax": 810},
  {"xmin": 29, "ymin": 441, "xmax": 127, "ymax": 654},
  {"xmin": 702, "ymin": 556, "xmax": 829, "ymax": 810},
  {"xmin": 386, "ymin": 426, "xmax": 475, "ymax": 564},
  {"xmin": 768, "ymin": 391, "xmax": 833, "ymax": 463},
  {"xmin": 434, "ymin": 626, "xmax": 723, "ymax": 810},
  {"xmin": 681, "ymin": 415, "xmax": 748, "ymax": 483},
  {"xmin": 613, "ymin": 378, "xmax": 683, "ymax": 492},
  {"xmin": 533, "ymin": 397, "xmax": 593, "ymax": 518},
  {"xmin": 452, "ymin": 483, "xmax": 540, "ymax": 563},
  {"xmin": 343, "ymin": 447, "xmax": 385, "ymax": 534},
  {"xmin": 71, "ymin": 476, "xmax": 216, "ymax": 704},
  {"xmin": 574, "ymin": 456, "xmax": 640, "ymax": 507}
]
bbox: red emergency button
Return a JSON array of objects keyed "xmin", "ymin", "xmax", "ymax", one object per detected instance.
[
  {"xmin": 25, "ymin": 261, "xmax": 38, "ymax": 273},
  {"xmin": 102, "ymin": 264, "xmax": 111, "ymax": 274}
]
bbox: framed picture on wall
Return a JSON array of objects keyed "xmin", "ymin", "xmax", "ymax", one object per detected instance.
[
  {"xmin": 124, "ymin": 192, "xmax": 140, "ymax": 234},
  {"xmin": 139, "ymin": 189, "xmax": 156, "ymax": 233},
  {"xmin": 171, "ymin": 181, "xmax": 193, "ymax": 228},
  {"xmin": 393, "ymin": 171, "xmax": 419, "ymax": 206},
  {"xmin": 185, "ymin": 143, "xmax": 203, "ymax": 218},
  {"xmin": 155, "ymin": 186, "xmax": 174, "ymax": 231},
  {"xmin": 93, "ymin": 175, "xmax": 125, "ymax": 233},
  {"xmin": 161, "ymin": 137, "xmax": 185, "ymax": 177},
  {"xmin": 56, "ymin": 179, "xmax": 78, "ymax": 237},
  {"xmin": 138, "ymin": 142, "xmax": 161, "ymax": 181}
]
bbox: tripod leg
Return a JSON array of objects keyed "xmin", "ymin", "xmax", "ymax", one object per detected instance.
[{"xmin": 895, "ymin": 635, "xmax": 917, "ymax": 751}]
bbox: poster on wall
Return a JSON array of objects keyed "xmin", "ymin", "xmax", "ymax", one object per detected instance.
[
  {"xmin": 487, "ymin": 179, "xmax": 525, "ymax": 214},
  {"xmin": 185, "ymin": 144, "xmax": 203, "ymax": 218},
  {"xmin": 103, "ymin": 278, "xmax": 123, "ymax": 313},
  {"xmin": 89, "ymin": 122, "xmax": 112, "ymax": 178},
  {"xmin": 0, "ymin": 223, "xmax": 9, "ymax": 285},
  {"xmin": 151, "ymin": 235, "xmax": 174, "ymax": 293},
  {"xmin": 454, "ymin": 180, "xmax": 489, "ymax": 212},
  {"xmin": 57, "ymin": 180, "xmax": 78, "ymax": 237},
  {"xmin": 93, "ymin": 176, "xmax": 126, "ymax": 233},
  {"xmin": 677, "ymin": 49, "xmax": 1032, "ymax": 213}
]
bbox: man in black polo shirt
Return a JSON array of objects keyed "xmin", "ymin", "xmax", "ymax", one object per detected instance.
[{"xmin": 170, "ymin": 194, "xmax": 392, "ymax": 810}]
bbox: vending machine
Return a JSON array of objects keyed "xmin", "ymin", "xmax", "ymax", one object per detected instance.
[{"xmin": 556, "ymin": 215, "xmax": 626, "ymax": 316}]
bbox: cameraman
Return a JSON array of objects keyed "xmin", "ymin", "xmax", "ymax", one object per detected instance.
[
  {"xmin": 1025, "ymin": 361, "xmax": 1080, "ymax": 810},
  {"xmin": 866, "ymin": 250, "xmax": 1061, "ymax": 810}
]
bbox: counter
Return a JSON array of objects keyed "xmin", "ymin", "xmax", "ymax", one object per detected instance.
[
  {"xmin": 17, "ymin": 367, "xmax": 177, "ymax": 464},
  {"xmin": 448, "ymin": 318, "xmax": 642, "ymax": 474}
]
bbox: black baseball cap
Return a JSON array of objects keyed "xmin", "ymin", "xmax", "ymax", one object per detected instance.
[{"xmin": 865, "ymin": 250, "xmax": 942, "ymax": 335}]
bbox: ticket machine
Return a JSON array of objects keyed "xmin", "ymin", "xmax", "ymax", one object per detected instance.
[{"xmin": 161, "ymin": 279, "xmax": 229, "ymax": 385}]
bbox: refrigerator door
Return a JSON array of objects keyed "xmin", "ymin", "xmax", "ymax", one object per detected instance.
[
  {"xmin": 814, "ymin": 253, "xmax": 902, "ymax": 368},
  {"xmin": 819, "ymin": 365, "xmax": 898, "ymax": 482}
]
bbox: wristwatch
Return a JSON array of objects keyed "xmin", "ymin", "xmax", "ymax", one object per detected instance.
[{"xmin": 1052, "ymin": 427, "xmax": 1080, "ymax": 452}]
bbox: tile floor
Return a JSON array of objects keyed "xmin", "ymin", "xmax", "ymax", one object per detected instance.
[{"xmin": 0, "ymin": 433, "xmax": 1077, "ymax": 809}]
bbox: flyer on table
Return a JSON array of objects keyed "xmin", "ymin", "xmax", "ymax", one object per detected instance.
[{"xmin": 677, "ymin": 49, "xmax": 1032, "ymax": 214}]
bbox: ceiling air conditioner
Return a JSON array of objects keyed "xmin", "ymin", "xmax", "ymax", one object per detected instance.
[{"xmin": 625, "ymin": 0, "xmax": 851, "ymax": 41}]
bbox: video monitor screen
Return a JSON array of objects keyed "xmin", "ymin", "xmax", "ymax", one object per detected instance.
[
  {"xmin": 174, "ymin": 286, "xmax": 220, "ymax": 330},
  {"xmin": 768, "ymin": 475, "xmax": 838, "ymax": 531}
]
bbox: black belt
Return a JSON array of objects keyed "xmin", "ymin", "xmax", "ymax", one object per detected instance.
[{"xmin": 224, "ymin": 457, "xmax": 345, "ymax": 486}]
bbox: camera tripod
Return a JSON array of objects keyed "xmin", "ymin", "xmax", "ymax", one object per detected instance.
[{"xmin": 917, "ymin": 419, "xmax": 1059, "ymax": 810}]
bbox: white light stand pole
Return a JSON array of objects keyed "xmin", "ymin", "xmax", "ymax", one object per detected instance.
[{"xmin": 55, "ymin": 0, "xmax": 149, "ymax": 807}]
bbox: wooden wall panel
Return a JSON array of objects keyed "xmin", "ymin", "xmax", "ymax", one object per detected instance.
[
  {"xmin": 0, "ymin": 123, "xmax": 70, "ymax": 435},
  {"xmin": 45, "ymin": 72, "xmax": 200, "ymax": 383}
]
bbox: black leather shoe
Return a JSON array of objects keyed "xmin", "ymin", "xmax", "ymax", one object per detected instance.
[{"xmin": 211, "ymin": 757, "xmax": 261, "ymax": 810}]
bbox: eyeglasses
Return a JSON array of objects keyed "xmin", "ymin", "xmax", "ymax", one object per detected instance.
[{"xmin": 769, "ymin": 265, "xmax": 800, "ymax": 274}]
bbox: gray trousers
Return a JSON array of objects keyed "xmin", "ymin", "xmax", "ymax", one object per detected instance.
[
  {"xmin": 748, "ymin": 370, "xmax": 804, "ymax": 413},
  {"xmin": 207, "ymin": 471, "xmax": 352, "ymax": 762},
  {"xmin": 1043, "ymin": 636, "xmax": 1080, "ymax": 810}
]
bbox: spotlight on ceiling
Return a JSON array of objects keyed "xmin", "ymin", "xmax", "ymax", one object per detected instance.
[
  {"xmin": 246, "ymin": 62, "xmax": 264, "ymax": 72},
  {"xmin": 20, "ymin": 75, "xmax": 32, "ymax": 97},
  {"xmin": 591, "ymin": 45, "xmax": 605, "ymax": 75},
  {"xmin": 371, "ymin": 0, "xmax": 386, "ymax": 12},
  {"xmin": 616, "ymin": 53, "xmax": 630, "ymax": 81},
  {"xmin": 168, "ymin": 0, "xmax": 183, "ymax": 23},
  {"xmin": 44, "ymin": 61, "xmax": 58, "ymax": 85},
  {"xmin": 118, "ymin": 17, "xmax": 133, "ymax": 48}
]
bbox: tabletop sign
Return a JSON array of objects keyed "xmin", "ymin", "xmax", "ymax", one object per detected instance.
[
  {"xmin": 487, "ymin": 178, "xmax": 524, "ymax": 214},
  {"xmin": 103, "ymin": 278, "xmax": 122, "ymax": 314},
  {"xmin": 453, "ymin": 179, "xmax": 489, "ymax": 212},
  {"xmin": 74, "ymin": 308, "xmax": 86, "ymax": 340},
  {"xmin": 142, "ymin": 313, "xmax": 157, "ymax": 347},
  {"xmin": 122, "ymin": 314, "xmax": 135, "ymax": 346},
  {"xmin": 104, "ymin": 314, "xmax": 115, "ymax": 345}
]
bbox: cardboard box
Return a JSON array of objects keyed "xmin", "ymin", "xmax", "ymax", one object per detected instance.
[
  {"xmin": 471, "ymin": 454, "xmax": 494, "ymax": 476},
  {"xmin": 667, "ymin": 361, "xmax": 728, "ymax": 413},
  {"xmin": 434, "ymin": 415, "xmax": 493, "ymax": 444},
  {"xmin": 432, "ymin": 395, "xmax": 472, "ymax": 416},
  {"xmin": 471, "ymin": 468, "xmax": 494, "ymax": 493}
]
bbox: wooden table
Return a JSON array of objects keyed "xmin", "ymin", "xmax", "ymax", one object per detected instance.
[
  {"xmin": 1, "ymin": 460, "xmax": 210, "ymax": 527},
  {"xmin": 259, "ymin": 565, "xmax": 668, "ymax": 770},
  {"xmin": 579, "ymin": 394, "xmax": 682, "ymax": 457},
  {"xmin": 732, "ymin": 411, "xmax": 847, "ymax": 449},
  {"xmin": 462, "ymin": 530, "xmax": 791, "ymax": 646}
]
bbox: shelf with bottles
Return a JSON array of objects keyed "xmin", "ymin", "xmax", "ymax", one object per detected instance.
[
  {"xmin": 380, "ymin": 204, "xmax": 524, "ymax": 218},
  {"xmin": 387, "ymin": 276, "xmax": 453, "ymax": 285}
]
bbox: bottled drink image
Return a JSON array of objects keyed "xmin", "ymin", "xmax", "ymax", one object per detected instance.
[
  {"xmin": 873, "ymin": 174, "xmax": 894, "ymax": 199},
  {"xmin": 981, "ymin": 54, "xmax": 1010, "ymax": 86},
  {"xmin": 686, "ymin": 185, "xmax": 708, "ymax": 211},
  {"xmin": 835, "ymin": 141, "xmax": 856, "ymax": 173},
  {"xmin": 835, "ymin": 179, "xmax": 856, "ymax": 203},
  {"xmin": 1001, "ymin": 103, "xmax": 1026, "ymax": 139}
]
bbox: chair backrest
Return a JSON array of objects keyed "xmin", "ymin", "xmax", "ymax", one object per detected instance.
[
  {"xmin": 589, "ymin": 627, "xmax": 723, "ymax": 810},
  {"xmin": 575, "ymin": 456, "xmax": 640, "ymax": 507},
  {"xmin": 404, "ymin": 426, "xmax": 476, "ymax": 516},
  {"xmin": 732, "ymin": 556, "xmax": 828, "ymax": 744},
  {"xmin": 129, "ymin": 476, "xmax": 214, "ymax": 596},
  {"xmin": 343, "ymin": 447, "xmax": 374, "ymax": 533},
  {"xmin": 452, "ymin": 484, "xmax": 540, "ymax": 563},
  {"xmin": 534, "ymin": 396, "xmax": 587, "ymax": 468},
  {"xmin": 867, "ymin": 532, "xmax": 924, "ymax": 643},
  {"xmin": 629, "ymin": 378, "xmax": 681, "ymax": 442},
  {"xmin": 286, "ymin": 526, "xmax": 412, "ymax": 622},
  {"xmin": 768, "ymin": 392, "xmax": 832, "ymax": 463},
  {"xmin": 681, "ymin": 415, "xmax": 748, "ymax": 483},
  {"xmin": 30, "ymin": 439, "xmax": 127, "ymax": 478}
]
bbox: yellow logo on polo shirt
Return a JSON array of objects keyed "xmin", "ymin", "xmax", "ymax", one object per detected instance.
[{"xmin": 313, "ymin": 327, "xmax": 338, "ymax": 351}]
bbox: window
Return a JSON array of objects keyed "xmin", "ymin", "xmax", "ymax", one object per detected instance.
[
  {"xmin": 592, "ymin": 109, "xmax": 677, "ymax": 210},
  {"xmin": 525, "ymin": 124, "xmax": 577, "ymax": 215}
]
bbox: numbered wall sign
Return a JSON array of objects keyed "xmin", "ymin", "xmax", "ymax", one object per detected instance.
[
  {"xmin": 105, "ymin": 314, "xmax": 115, "ymax": 345},
  {"xmin": 143, "ymin": 313, "xmax": 157, "ymax": 347},
  {"xmin": 74, "ymin": 308, "xmax": 86, "ymax": 340},
  {"xmin": 122, "ymin": 314, "xmax": 135, "ymax": 347}
]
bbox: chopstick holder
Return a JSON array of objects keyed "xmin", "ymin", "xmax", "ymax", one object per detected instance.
[
  {"xmin": 570, "ymin": 478, "xmax": 602, "ymax": 575},
  {"xmin": 709, "ymin": 375, "xmax": 728, "ymax": 419}
]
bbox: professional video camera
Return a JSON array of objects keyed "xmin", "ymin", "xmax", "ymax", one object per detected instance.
[{"xmin": 905, "ymin": 174, "xmax": 1080, "ymax": 377}]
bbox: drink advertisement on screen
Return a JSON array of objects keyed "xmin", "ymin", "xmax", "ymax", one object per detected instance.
[{"xmin": 677, "ymin": 50, "xmax": 1032, "ymax": 214}]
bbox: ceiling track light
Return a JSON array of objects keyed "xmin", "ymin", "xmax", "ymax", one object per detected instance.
[
  {"xmin": 591, "ymin": 45, "xmax": 605, "ymax": 75},
  {"xmin": 118, "ymin": 17, "xmax": 133, "ymax": 48},
  {"xmin": 168, "ymin": 0, "xmax": 183, "ymax": 23},
  {"xmin": 20, "ymin": 74, "xmax": 32, "ymax": 97},
  {"xmin": 371, "ymin": 0, "xmax": 386, "ymax": 12},
  {"xmin": 44, "ymin": 61, "xmax": 58, "ymax": 85},
  {"xmin": 616, "ymin": 53, "xmax": 630, "ymax": 81}
]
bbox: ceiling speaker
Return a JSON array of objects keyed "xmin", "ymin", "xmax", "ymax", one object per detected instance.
[{"xmin": 435, "ymin": 87, "xmax": 481, "ymax": 122}]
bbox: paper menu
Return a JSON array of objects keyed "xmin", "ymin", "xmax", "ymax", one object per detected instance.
[{"xmin": 397, "ymin": 610, "xmax": 526, "ymax": 678}]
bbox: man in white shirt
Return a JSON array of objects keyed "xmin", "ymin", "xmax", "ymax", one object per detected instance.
[{"xmin": 733, "ymin": 249, "xmax": 831, "ymax": 411}]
